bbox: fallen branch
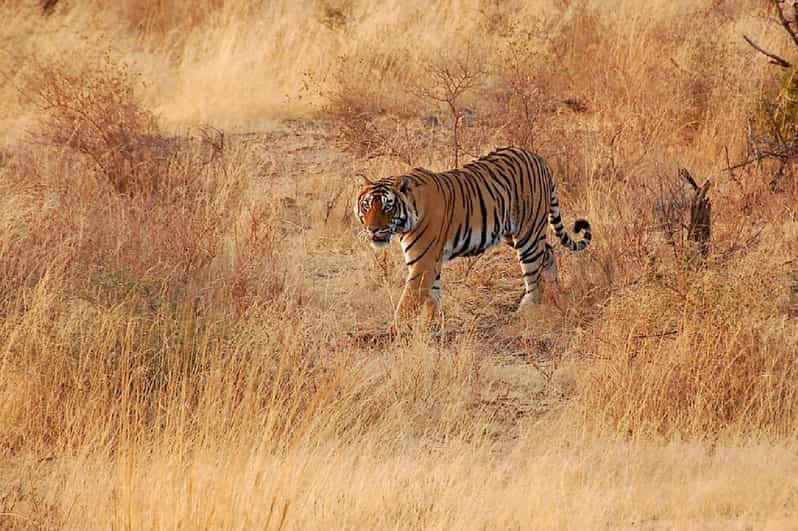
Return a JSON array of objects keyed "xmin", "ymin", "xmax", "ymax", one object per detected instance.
[
  {"xmin": 742, "ymin": 34, "xmax": 793, "ymax": 68},
  {"xmin": 632, "ymin": 330, "xmax": 679, "ymax": 341},
  {"xmin": 725, "ymin": 155, "xmax": 764, "ymax": 172}
]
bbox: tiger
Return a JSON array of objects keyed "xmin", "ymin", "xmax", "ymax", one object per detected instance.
[{"xmin": 355, "ymin": 146, "xmax": 591, "ymax": 321}]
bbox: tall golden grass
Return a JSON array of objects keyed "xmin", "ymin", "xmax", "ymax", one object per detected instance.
[{"xmin": 2, "ymin": 0, "xmax": 798, "ymax": 528}]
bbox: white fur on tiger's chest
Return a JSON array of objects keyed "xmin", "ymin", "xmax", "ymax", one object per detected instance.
[{"xmin": 442, "ymin": 243, "xmax": 454, "ymax": 262}]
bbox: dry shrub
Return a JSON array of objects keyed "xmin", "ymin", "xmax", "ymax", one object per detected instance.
[
  {"xmin": 325, "ymin": 48, "xmax": 431, "ymax": 163},
  {"xmin": 3, "ymin": 48, "xmax": 290, "ymax": 313},
  {"xmin": 654, "ymin": 170, "xmax": 695, "ymax": 252},
  {"xmin": 41, "ymin": 0, "xmax": 227, "ymax": 40},
  {"xmin": 0, "ymin": 274, "xmax": 496, "ymax": 456},
  {"xmin": 578, "ymin": 253, "xmax": 798, "ymax": 438},
  {"xmin": 20, "ymin": 49, "xmax": 167, "ymax": 196},
  {"xmin": 0, "ymin": 145, "xmax": 90, "ymax": 304},
  {"xmin": 0, "ymin": 459, "xmax": 63, "ymax": 530},
  {"xmin": 112, "ymin": 0, "xmax": 226, "ymax": 37},
  {"xmin": 327, "ymin": 39, "xmax": 497, "ymax": 167},
  {"xmin": 322, "ymin": 4, "xmax": 603, "ymax": 172},
  {"xmin": 325, "ymin": 0, "xmax": 756, "ymax": 176},
  {"xmin": 489, "ymin": 29, "xmax": 563, "ymax": 152},
  {"xmin": 0, "ymin": 286, "xmax": 320, "ymax": 454},
  {"xmin": 329, "ymin": 335, "xmax": 490, "ymax": 443},
  {"xmin": 0, "ymin": 132, "xmax": 264, "ymax": 314},
  {"xmin": 750, "ymin": 65, "xmax": 798, "ymax": 190}
]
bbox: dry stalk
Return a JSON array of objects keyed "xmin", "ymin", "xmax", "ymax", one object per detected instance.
[{"xmin": 679, "ymin": 168, "xmax": 712, "ymax": 257}]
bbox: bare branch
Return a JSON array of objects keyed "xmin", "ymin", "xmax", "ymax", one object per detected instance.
[
  {"xmin": 742, "ymin": 34, "xmax": 792, "ymax": 68},
  {"xmin": 41, "ymin": 0, "xmax": 59, "ymax": 15},
  {"xmin": 723, "ymin": 145, "xmax": 745, "ymax": 188},
  {"xmin": 678, "ymin": 167, "xmax": 699, "ymax": 191},
  {"xmin": 725, "ymin": 156, "xmax": 760, "ymax": 172},
  {"xmin": 794, "ymin": 0, "xmax": 798, "ymax": 40},
  {"xmin": 774, "ymin": 0, "xmax": 798, "ymax": 49},
  {"xmin": 747, "ymin": 117, "xmax": 763, "ymax": 170},
  {"xmin": 412, "ymin": 43, "xmax": 487, "ymax": 167},
  {"xmin": 679, "ymin": 168, "xmax": 712, "ymax": 257}
]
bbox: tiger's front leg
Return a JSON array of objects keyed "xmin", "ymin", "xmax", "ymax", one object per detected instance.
[{"xmin": 395, "ymin": 265, "xmax": 441, "ymax": 324}]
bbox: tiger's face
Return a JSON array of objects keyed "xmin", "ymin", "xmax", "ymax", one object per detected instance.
[{"xmin": 355, "ymin": 176, "xmax": 414, "ymax": 249}]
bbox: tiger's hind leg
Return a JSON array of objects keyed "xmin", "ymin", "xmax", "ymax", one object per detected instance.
[
  {"xmin": 540, "ymin": 242, "xmax": 558, "ymax": 290},
  {"xmin": 513, "ymin": 236, "xmax": 548, "ymax": 310}
]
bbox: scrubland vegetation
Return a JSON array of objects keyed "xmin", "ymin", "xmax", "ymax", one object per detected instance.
[{"xmin": 1, "ymin": 0, "xmax": 798, "ymax": 528}]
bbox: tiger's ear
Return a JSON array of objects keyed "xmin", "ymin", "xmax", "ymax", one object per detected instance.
[
  {"xmin": 397, "ymin": 175, "xmax": 411, "ymax": 194},
  {"xmin": 357, "ymin": 173, "xmax": 374, "ymax": 186}
]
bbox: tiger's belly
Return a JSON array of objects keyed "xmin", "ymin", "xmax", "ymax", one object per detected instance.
[{"xmin": 442, "ymin": 223, "xmax": 504, "ymax": 262}]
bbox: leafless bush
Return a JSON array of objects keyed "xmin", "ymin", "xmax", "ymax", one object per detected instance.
[
  {"xmin": 742, "ymin": 1, "xmax": 798, "ymax": 189},
  {"xmin": 20, "ymin": 49, "xmax": 166, "ymax": 196},
  {"xmin": 331, "ymin": 112, "xmax": 441, "ymax": 165},
  {"xmin": 579, "ymin": 262, "xmax": 798, "ymax": 437},
  {"xmin": 228, "ymin": 202, "xmax": 292, "ymax": 316},
  {"xmin": 324, "ymin": 48, "xmax": 434, "ymax": 163},
  {"xmin": 485, "ymin": 18, "xmax": 576, "ymax": 152},
  {"xmin": 411, "ymin": 43, "xmax": 487, "ymax": 166},
  {"xmin": 655, "ymin": 184, "xmax": 689, "ymax": 256},
  {"xmin": 654, "ymin": 168, "xmax": 713, "ymax": 259},
  {"xmin": 317, "ymin": 0, "xmax": 352, "ymax": 32}
]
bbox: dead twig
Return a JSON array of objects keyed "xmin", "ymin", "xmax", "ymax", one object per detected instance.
[
  {"xmin": 412, "ymin": 43, "xmax": 487, "ymax": 167},
  {"xmin": 632, "ymin": 330, "xmax": 679, "ymax": 340},
  {"xmin": 723, "ymin": 145, "xmax": 742, "ymax": 187},
  {"xmin": 41, "ymin": 0, "xmax": 59, "ymax": 15},
  {"xmin": 679, "ymin": 168, "xmax": 712, "ymax": 257},
  {"xmin": 774, "ymin": 0, "xmax": 798, "ymax": 49},
  {"xmin": 742, "ymin": 34, "xmax": 792, "ymax": 68}
]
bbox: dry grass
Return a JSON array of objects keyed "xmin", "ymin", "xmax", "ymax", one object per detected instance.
[{"xmin": 1, "ymin": 0, "xmax": 798, "ymax": 529}]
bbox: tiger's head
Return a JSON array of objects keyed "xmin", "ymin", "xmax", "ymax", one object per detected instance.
[{"xmin": 355, "ymin": 175, "xmax": 416, "ymax": 249}]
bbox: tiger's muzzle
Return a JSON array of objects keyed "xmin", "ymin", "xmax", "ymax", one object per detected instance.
[{"xmin": 368, "ymin": 227, "xmax": 393, "ymax": 248}]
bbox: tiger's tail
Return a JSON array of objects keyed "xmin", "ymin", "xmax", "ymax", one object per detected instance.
[{"xmin": 548, "ymin": 186, "xmax": 591, "ymax": 252}]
